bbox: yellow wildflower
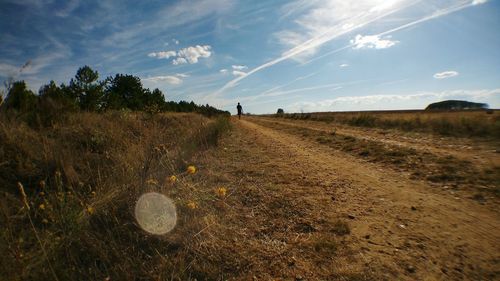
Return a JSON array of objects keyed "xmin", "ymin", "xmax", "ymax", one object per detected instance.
[
  {"xmin": 187, "ymin": 201, "xmax": 198, "ymax": 209},
  {"xmin": 86, "ymin": 206, "xmax": 95, "ymax": 215},
  {"xmin": 146, "ymin": 178, "xmax": 158, "ymax": 185},
  {"xmin": 216, "ymin": 187, "xmax": 227, "ymax": 197},
  {"xmin": 39, "ymin": 204, "xmax": 45, "ymax": 210},
  {"xmin": 186, "ymin": 165, "xmax": 196, "ymax": 174},
  {"xmin": 169, "ymin": 175, "xmax": 177, "ymax": 183}
]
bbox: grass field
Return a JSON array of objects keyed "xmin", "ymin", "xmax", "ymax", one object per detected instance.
[
  {"xmin": 1, "ymin": 109, "xmax": 499, "ymax": 280},
  {"xmin": 274, "ymin": 109, "xmax": 500, "ymax": 138},
  {"xmin": 0, "ymin": 111, "xmax": 232, "ymax": 280}
]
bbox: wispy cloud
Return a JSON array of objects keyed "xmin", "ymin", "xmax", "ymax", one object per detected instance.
[
  {"xmin": 472, "ymin": 0, "xmax": 488, "ymax": 5},
  {"xmin": 0, "ymin": 63, "xmax": 20, "ymax": 78},
  {"xmin": 212, "ymin": 0, "xmax": 416, "ymax": 96},
  {"xmin": 55, "ymin": 0, "xmax": 80, "ymax": 17},
  {"xmin": 350, "ymin": 34, "xmax": 399, "ymax": 49},
  {"xmin": 211, "ymin": 0, "xmax": 481, "ymax": 97},
  {"xmin": 232, "ymin": 70, "xmax": 246, "ymax": 77},
  {"xmin": 176, "ymin": 73, "xmax": 190, "ymax": 78},
  {"xmin": 142, "ymin": 75, "xmax": 183, "ymax": 85},
  {"xmin": 433, "ymin": 70, "xmax": 459, "ymax": 79},
  {"xmin": 148, "ymin": 51, "xmax": 177, "ymax": 59},
  {"xmin": 232, "ymin": 65, "xmax": 248, "ymax": 70},
  {"xmin": 287, "ymin": 89, "xmax": 500, "ymax": 112},
  {"xmin": 339, "ymin": 63, "xmax": 349, "ymax": 68}
]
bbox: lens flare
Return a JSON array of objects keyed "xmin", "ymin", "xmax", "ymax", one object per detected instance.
[{"xmin": 134, "ymin": 192, "xmax": 177, "ymax": 235}]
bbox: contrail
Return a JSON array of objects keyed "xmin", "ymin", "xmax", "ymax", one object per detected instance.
[
  {"xmin": 302, "ymin": 1, "xmax": 477, "ymax": 65},
  {"xmin": 210, "ymin": 0, "xmax": 420, "ymax": 97},
  {"xmin": 211, "ymin": 0, "xmax": 484, "ymax": 97}
]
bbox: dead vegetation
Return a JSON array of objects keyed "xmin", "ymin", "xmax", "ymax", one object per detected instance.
[
  {"xmin": 251, "ymin": 118, "xmax": 500, "ymax": 198},
  {"xmin": 275, "ymin": 110, "xmax": 500, "ymax": 138},
  {"xmin": 0, "ymin": 111, "xmax": 232, "ymax": 280}
]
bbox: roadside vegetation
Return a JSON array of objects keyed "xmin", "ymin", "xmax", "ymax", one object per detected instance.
[
  {"xmin": 0, "ymin": 65, "xmax": 229, "ymax": 128},
  {"xmin": 251, "ymin": 118, "xmax": 500, "ymax": 198},
  {"xmin": 0, "ymin": 65, "xmax": 236, "ymax": 279},
  {"xmin": 0, "ymin": 110, "xmax": 232, "ymax": 280},
  {"xmin": 274, "ymin": 110, "xmax": 500, "ymax": 138}
]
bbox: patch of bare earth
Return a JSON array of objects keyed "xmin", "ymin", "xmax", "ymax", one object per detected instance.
[{"xmin": 196, "ymin": 117, "xmax": 500, "ymax": 280}]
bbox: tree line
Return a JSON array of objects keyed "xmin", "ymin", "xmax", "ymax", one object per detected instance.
[{"xmin": 0, "ymin": 66, "xmax": 229, "ymax": 125}]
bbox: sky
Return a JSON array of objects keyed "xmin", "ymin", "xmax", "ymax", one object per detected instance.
[{"xmin": 0, "ymin": 0, "xmax": 499, "ymax": 114}]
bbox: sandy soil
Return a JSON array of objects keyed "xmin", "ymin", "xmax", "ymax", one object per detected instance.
[
  {"xmin": 199, "ymin": 117, "xmax": 500, "ymax": 280},
  {"xmin": 254, "ymin": 117, "xmax": 500, "ymax": 168}
]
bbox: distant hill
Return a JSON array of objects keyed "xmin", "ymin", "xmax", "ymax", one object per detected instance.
[{"xmin": 425, "ymin": 100, "xmax": 488, "ymax": 110}]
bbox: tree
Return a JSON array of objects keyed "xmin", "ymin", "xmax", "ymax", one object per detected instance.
[
  {"xmin": 39, "ymin": 80, "xmax": 76, "ymax": 108},
  {"xmin": 277, "ymin": 108, "xmax": 284, "ymax": 114},
  {"xmin": 69, "ymin": 66, "xmax": 103, "ymax": 111},
  {"xmin": 148, "ymin": 88, "xmax": 166, "ymax": 107},
  {"xmin": 3, "ymin": 81, "xmax": 37, "ymax": 112},
  {"xmin": 37, "ymin": 81, "xmax": 78, "ymax": 125},
  {"xmin": 103, "ymin": 74, "xmax": 149, "ymax": 110}
]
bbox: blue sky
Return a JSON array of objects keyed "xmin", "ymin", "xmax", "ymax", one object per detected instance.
[{"xmin": 1, "ymin": 0, "xmax": 499, "ymax": 114}]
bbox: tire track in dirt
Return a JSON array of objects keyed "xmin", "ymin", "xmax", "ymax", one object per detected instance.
[
  {"xmin": 254, "ymin": 117, "xmax": 500, "ymax": 168},
  {"xmin": 225, "ymin": 118, "xmax": 500, "ymax": 280}
]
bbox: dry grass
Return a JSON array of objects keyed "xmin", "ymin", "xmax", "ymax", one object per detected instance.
[
  {"xmin": 0, "ymin": 111, "xmax": 231, "ymax": 280},
  {"xmin": 276, "ymin": 110, "xmax": 500, "ymax": 138},
  {"xmin": 251, "ymin": 119, "xmax": 500, "ymax": 196}
]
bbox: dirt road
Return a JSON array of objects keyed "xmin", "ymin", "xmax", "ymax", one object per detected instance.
[{"xmin": 200, "ymin": 117, "xmax": 500, "ymax": 280}]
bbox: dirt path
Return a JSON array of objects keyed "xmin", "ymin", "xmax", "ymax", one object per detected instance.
[
  {"xmin": 201, "ymin": 118, "xmax": 500, "ymax": 280},
  {"xmin": 254, "ymin": 117, "xmax": 500, "ymax": 168}
]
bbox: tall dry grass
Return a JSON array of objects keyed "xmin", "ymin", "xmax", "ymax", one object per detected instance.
[
  {"xmin": 0, "ymin": 111, "xmax": 231, "ymax": 280},
  {"xmin": 278, "ymin": 110, "xmax": 500, "ymax": 138}
]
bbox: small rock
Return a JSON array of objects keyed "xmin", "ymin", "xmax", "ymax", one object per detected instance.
[
  {"xmin": 407, "ymin": 265, "xmax": 416, "ymax": 273},
  {"xmin": 295, "ymin": 275, "xmax": 304, "ymax": 281},
  {"xmin": 411, "ymin": 206, "xmax": 417, "ymax": 211},
  {"xmin": 399, "ymin": 224, "xmax": 406, "ymax": 229}
]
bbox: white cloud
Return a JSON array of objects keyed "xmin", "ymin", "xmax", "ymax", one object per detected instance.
[
  {"xmin": 472, "ymin": 0, "xmax": 488, "ymax": 5},
  {"xmin": 142, "ymin": 75, "xmax": 182, "ymax": 85},
  {"xmin": 175, "ymin": 73, "xmax": 189, "ymax": 78},
  {"xmin": 172, "ymin": 57, "xmax": 188, "ymax": 65},
  {"xmin": 232, "ymin": 65, "xmax": 248, "ymax": 70},
  {"xmin": 433, "ymin": 71, "xmax": 459, "ymax": 79},
  {"xmin": 173, "ymin": 39, "xmax": 180, "ymax": 45},
  {"xmin": 276, "ymin": 0, "xmax": 410, "ymax": 60},
  {"xmin": 350, "ymin": 34, "xmax": 399, "ymax": 49},
  {"xmin": 232, "ymin": 70, "xmax": 246, "ymax": 77},
  {"xmin": 148, "ymin": 51, "xmax": 176, "ymax": 59},
  {"xmin": 209, "ymin": 0, "xmax": 481, "ymax": 98},
  {"xmin": 339, "ymin": 63, "xmax": 349, "ymax": 68},
  {"xmin": 287, "ymin": 89, "xmax": 500, "ymax": 112},
  {"xmin": 212, "ymin": 0, "xmax": 417, "ymax": 96},
  {"xmin": 219, "ymin": 69, "xmax": 228, "ymax": 74},
  {"xmin": 176, "ymin": 45, "xmax": 212, "ymax": 64}
]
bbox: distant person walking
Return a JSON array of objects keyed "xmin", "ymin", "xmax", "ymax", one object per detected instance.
[{"xmin": 237, "ymin": 102, "xmax": 243, "ymax": 119}]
